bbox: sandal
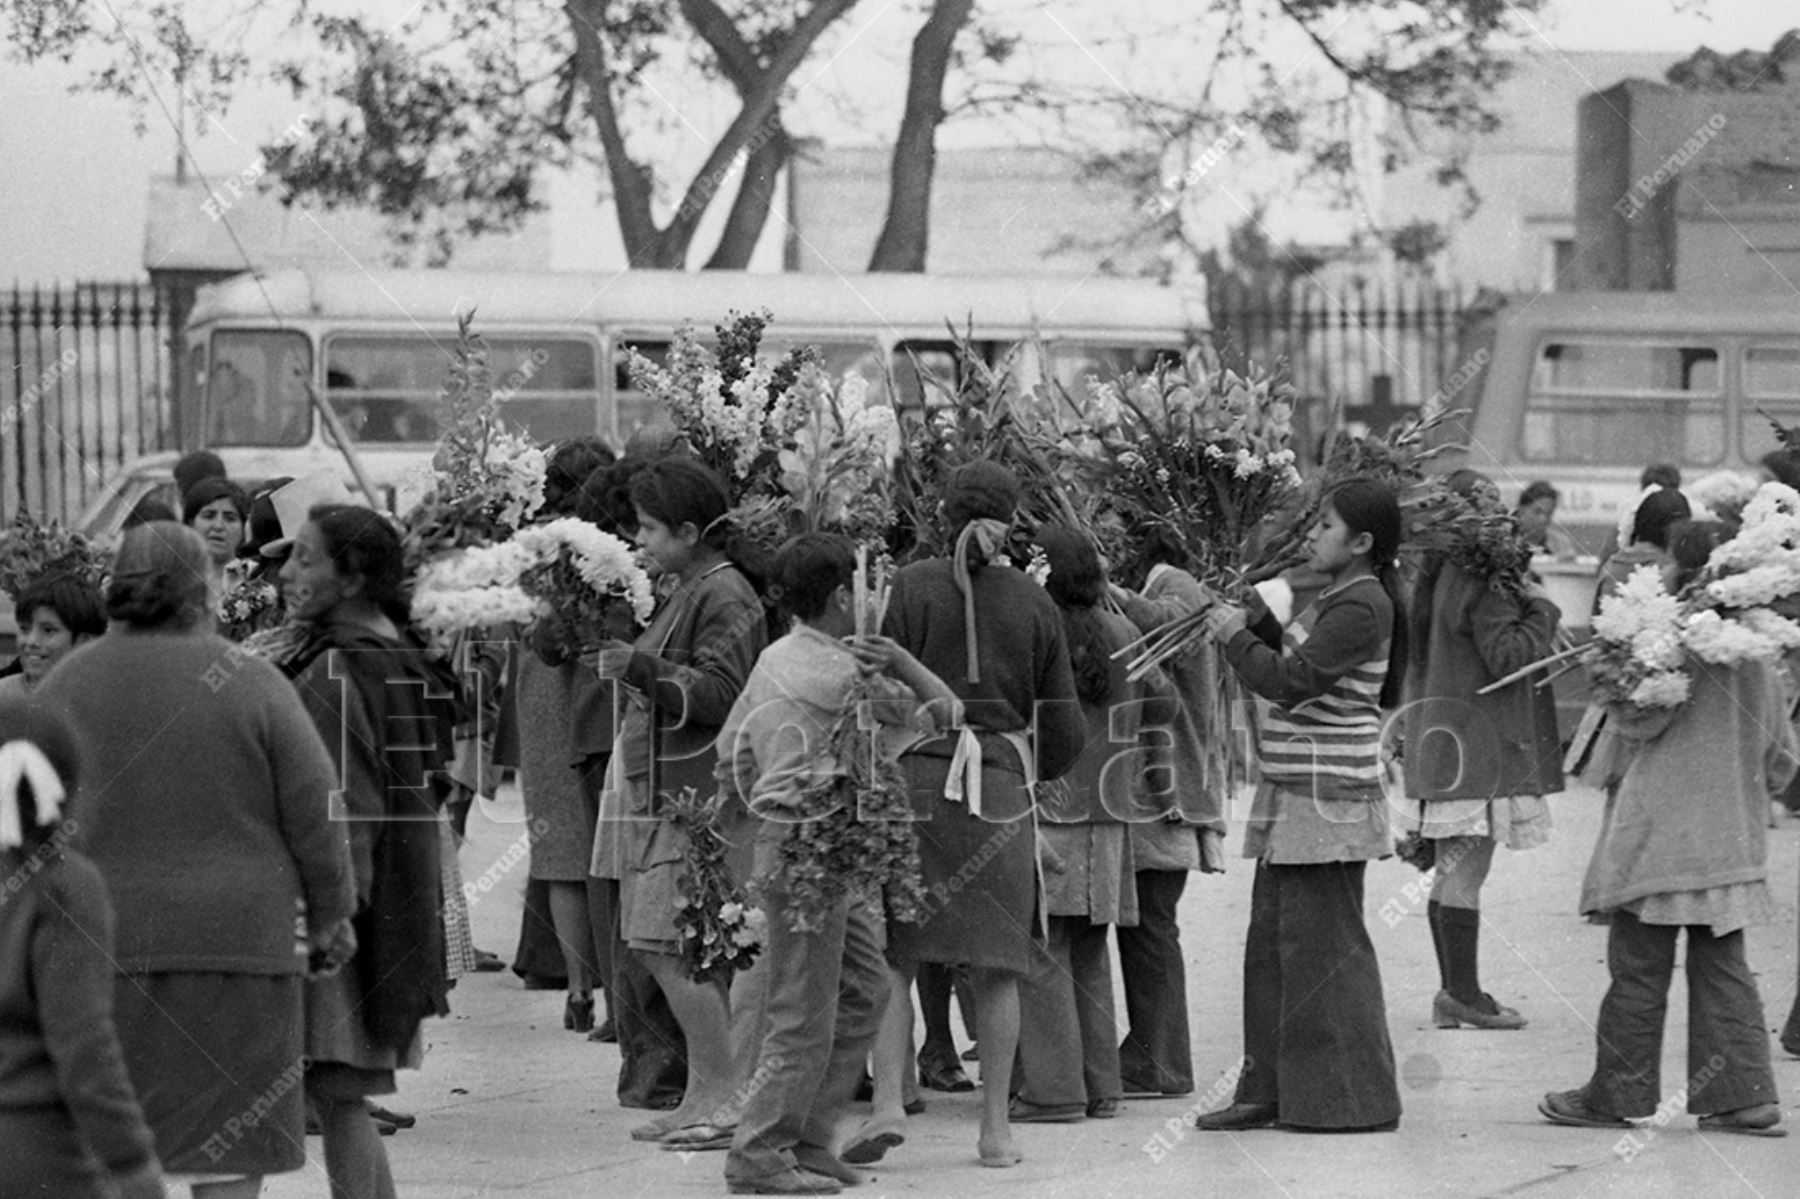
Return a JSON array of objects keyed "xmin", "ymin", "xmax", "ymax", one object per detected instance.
[
  {"xmin": 1538, "ymin": 1088, "xmax": 1629, "ymax": 1129},
  {"xmin": 1698, "ymin": 1104, "xmax": 1787, "ymax": 1138},
  {"xmin": 660, "ymin": 1122, "xmax": 737, "ymax": 1151}
]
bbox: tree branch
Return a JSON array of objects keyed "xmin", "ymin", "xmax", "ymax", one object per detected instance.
[{"xmin": 564, "ymin": 0, "xmax": 666, "ymax": 264}]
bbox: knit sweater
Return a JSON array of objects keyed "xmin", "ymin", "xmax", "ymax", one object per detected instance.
[
  {"xmin": 0, "ymin": 849, "xmax": 158, "ymax": 1178},
  {"xmin": 1585, "ymin": 658, "xmax": 1799, "ymax": 913},
  {"xmin": 1405, "ymin": 564, "xmax": 1565, "ymax": 802},
  {"xmin": 37, "ymin": 629, "xmax": 356, "ymax": 974},
  {"xmin": 881, "ymin": 558, "xmax": 1085, "ymax": 782},
  {"xmin": 1224, "ymin": 575, "xmax": 1392, "ymax": 803}
]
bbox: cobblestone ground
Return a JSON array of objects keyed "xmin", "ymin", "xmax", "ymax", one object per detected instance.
[{"xmin": 265, "ymin": 783, "xmax": 1800, "ymax": 1198}]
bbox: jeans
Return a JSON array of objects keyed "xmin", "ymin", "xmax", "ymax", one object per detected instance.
[
  {"xmin": 726, "ymin": 890, "xmax": 887, "ymax": 1181},
  {"xmin": 1116, "ymin": 870, "xmax": 1194, "ymax": 1093},
  {"xmin": 1586, "ymin": 909, "xmax": 1776, "ymax": 1118}
]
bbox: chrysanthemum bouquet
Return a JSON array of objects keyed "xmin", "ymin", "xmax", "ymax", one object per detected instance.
[
  {"xmin": 664, "ymin": 787, "xmax": 765, "ymax": 984},
  {"xmin": 1587, "ymin": 565, "xmax": 1692, "ymax": 711},
  {"xmin": 1494, "ymin": 483, "xmax": 1800, "ymax": 707},
  {"xmin": 410, "ymin": 518, "xmax": 654, "ymax": 651}
]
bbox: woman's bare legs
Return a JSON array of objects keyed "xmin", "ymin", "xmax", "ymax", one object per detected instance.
[
  {"xmin": 969, "ymin": 966, "xmax": 1022, "ymax": 1166},
  {"xmin": 315, "ymin": 1093, "xmax": 397, "ymax": 1199},
  {"xmin": 640, "ymin": 951, "xmax": 743, "ymax": 1129}
]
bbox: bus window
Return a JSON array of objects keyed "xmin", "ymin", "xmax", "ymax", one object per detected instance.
[
  {"xmin": 892, "ymin": 341, "xmax": 973, "ymax": 410},
  {"xmin": 1045, "ymin": 343, "xmax": 1183, "ymax": 390},
  {"xmin": 206, "ymin": 330, "xmax": 312, "ymax": 447},
  {"xmin": 614, "ymin": 339, "xmax": 674, "ymax": 444},
  {"xmin": 1741, "ymin": 344, "xmax": 1800, "ymax": 464},
  {"xmin": 327, "ymin": 335, "xmax": 601, "ymax": 445},
  {"xmin": 482, "ymin": 338, "xmax": 601, "ymax": 444},
  {"xmin": 1523, "ymin": 340, "xmax": 1723, "ymax": 466}
]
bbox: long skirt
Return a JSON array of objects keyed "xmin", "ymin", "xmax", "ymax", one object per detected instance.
[
  {"xmin": 885, "ymin": 753, "xmax": 1039, "ymax": 975},
  {"xmin": 113, "ymin": 972, "xmax": 307, "ymax": 1175}
]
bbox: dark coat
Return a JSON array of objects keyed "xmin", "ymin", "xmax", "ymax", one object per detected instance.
[{"xmin": 1404, "ymin": 564, "xmax": 1565, "ymax": 803}]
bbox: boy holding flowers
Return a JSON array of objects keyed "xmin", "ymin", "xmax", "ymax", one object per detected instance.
[{"xmin": 716, "ymin": 533, "xmax": 959, "ymax": 1196}]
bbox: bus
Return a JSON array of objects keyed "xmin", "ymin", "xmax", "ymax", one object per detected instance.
[
  {"xmin": 1440, "ymin": 290, "xmax": 1800, "ymax": 555},
  {"xmin": 80, "ymin": 268, "xmax": 1207, "ymax": 536}
]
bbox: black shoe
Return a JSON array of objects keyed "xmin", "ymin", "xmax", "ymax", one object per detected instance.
[
  {"xmin": 726, "ymin": 1167, "xmax": 842, "ymax": 1195},
  {"xmin": 960, "ymin": 1045, "xmax": 979, "ymax": 1062},
  {"xmin": 1008, "ymin": 1097, "xmax": 1085, "ymax": 1123},
  {"xmin": 1196, "ymin": 1102, "xmax": 1279, "ymax": 1131},
  {"xmin": 471, "ymin": 948, "xmax": 505, "ymax": 973},
  {"xmin": 1087, "ymin": 1098, "xmax": 1118, "ymax": 1119},
  {"xmin": 520, "ymin": 972, "xmax": 568, "ymax": 991},
  {"xmin": 565, "ymin": 994, "xmax": 595, "ymax": 1032},
  {"xmin": 365, "ymin": 1103, "xmax": 415, "ymax": 1130},
  {"xmin": 903, "ymin": 1097, "xmax": 925, "ymax": 1116},
  {"xmin": 588, "ymin": 1018, "xmax": 617, "ymax": 1043},
  {"xmin": 919, "ymin": 1062, "xmax": 974, "ymax": 1092},
  {"xmin": 854, "ymin": 1072, "xmax": 873, "ymax": 1102}
]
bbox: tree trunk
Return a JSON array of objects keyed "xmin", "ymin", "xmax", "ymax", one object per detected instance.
[
  {"xmin": 867, "ymin": 0, "xmax": 974, "ymax": 273},
  {"xmin": 704, "ymin": 131, "xmax": 791, "ymax": 269}
]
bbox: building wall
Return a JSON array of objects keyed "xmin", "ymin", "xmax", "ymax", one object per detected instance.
[
  {"xmin": 788, "ymin": 146, "xmax": 1158, "ymax": 277},
  {"xmin": 1574, "ymin": 77, "xmax": 1800, "ymax": 294}
]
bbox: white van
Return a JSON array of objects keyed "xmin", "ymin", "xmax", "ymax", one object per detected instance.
[{"xmin": 1440, "ymin": 290, "xmax": 1800, "ymax": 554}]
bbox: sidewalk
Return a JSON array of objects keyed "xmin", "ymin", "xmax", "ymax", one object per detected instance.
[{"xmin": 266, "ymin": 784, "xmax": 1800, "ymax": 1198}]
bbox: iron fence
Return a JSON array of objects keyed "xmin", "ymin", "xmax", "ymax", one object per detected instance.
[{"xmin": 2, "ymin": 282, "xmax": 174, "ymax": 526}]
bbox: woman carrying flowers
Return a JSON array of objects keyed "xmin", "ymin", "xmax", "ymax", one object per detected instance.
[
  {"xmin": 864, "ymin": 461, "xmax": 1087, "ymax": 1168},
  {"xmin": 716, "ymin": 532, "xmax": 958, "ymax": 1195},
  {"xmin": 1542, "ymin": 520, "xmax": 1796, "ymax": 1137},
  {"xmin": 584, "ymin": 456, "xmax": 768, "ymax": 1149},
  {"xmin": 1403, "ymin": 468, "xmax": 1561, "ymax": 1031},
  {"xmin": 1196, "ymin": 477, "xmax": 1406, "ymax": 1134}
]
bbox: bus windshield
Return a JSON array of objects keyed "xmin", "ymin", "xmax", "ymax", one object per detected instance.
[{"xmin": 206, "ymin": 330, "xmax": 313, "ymax": 447}]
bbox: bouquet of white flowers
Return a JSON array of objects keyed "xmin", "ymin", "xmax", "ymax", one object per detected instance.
[{"xmin": 411, "ymin": 518, "xmax": 653, "ymax": 651}]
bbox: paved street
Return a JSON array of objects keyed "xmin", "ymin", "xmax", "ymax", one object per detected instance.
[{"xmin": 266, "ymin": 784, "xmax": 1800, "ymax": 1198}]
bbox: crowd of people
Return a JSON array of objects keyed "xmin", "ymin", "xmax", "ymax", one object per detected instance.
[{"xmin": 4, "ymin": 440, "xmax": 1800, "ymax": 1199}]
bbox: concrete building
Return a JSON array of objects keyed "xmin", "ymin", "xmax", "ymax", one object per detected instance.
[{"xmin": 1573, "ymin": 69, "xmax": 1800, "ymax": 293}]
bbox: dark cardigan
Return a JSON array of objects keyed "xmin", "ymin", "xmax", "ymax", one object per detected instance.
[
  {"xmin": 882, "ymin": 557, "xmax": 1085, "ymax": 783},
  {"xmin": 1404, "ymin": 563, "xmax": 1564, "ymax": 803}
]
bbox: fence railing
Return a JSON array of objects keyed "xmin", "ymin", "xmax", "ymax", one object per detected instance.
[
  {"xmin": 1208, "ymin": 276, "xmax": 1471, "ymax": 445},
  {"xmin": 2, "ymin": 282, "xmax": 174, "ymax": 526}
]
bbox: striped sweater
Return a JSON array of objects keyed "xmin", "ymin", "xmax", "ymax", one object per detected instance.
[{"xmin": 1223, "ymin": 575, "xmax": 1392, "ymax": 803}]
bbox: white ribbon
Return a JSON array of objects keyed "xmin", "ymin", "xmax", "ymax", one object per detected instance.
[
  {"xmin": 941, "ymin": 727, "xmax": 1039, "ymax": 822},
  {"xmin": 0, "ymin": 740, "xmax": 66, "ymax": 850},
  {"xmin": 943, "ymin": 726, "xmax": 986, "ymax": 818}
]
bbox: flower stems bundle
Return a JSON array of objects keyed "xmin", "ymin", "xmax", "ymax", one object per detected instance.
[{"xmin": 665, "ymin": 787, "xmax": 765, "ymax": 983}]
